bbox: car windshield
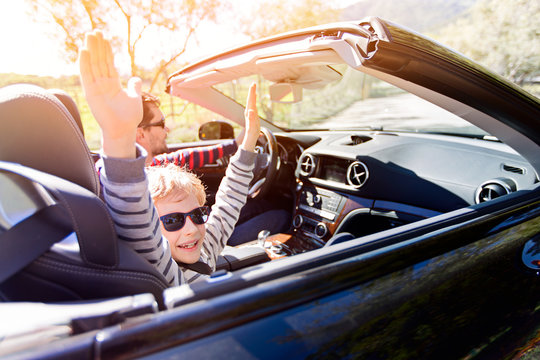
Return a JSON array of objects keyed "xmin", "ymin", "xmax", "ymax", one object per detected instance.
[{"xmin": 215, "ymin": 65, "xmax": 491, "ymax": 138}]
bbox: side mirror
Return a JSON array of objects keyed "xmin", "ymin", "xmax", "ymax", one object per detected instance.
[
  {"xmin": 199, "ymin": 120, "xmax": 235, "ymax": 140},
  {"xmin": 269, "ymin": 83, "xmax": 303, "ymax": 103}
]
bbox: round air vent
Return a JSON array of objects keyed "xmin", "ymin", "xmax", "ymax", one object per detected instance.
[
  {"xmin": 475, "ymin": 178, "xmax": 516, "ymax": 204},
  {"xmin": 315, "ymin": 223, "xmax": 327, "ymax": 238},
  {"xmin": 299, "ymin": 154, "xmax": 317, "ymax": 177},
  {"xmin": 346, "ymin": 161, "xmax": 369, "ymax": 188}
]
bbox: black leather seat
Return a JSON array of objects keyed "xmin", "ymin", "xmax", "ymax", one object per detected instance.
[
  {"xmin": 48, "ymin": 88, "xmax": 85, "ymax": 137},
  {"xmin": 0, "ymin": 84, "xmax": 169, "ymax": 306},
  {"xmin": 0, "ymin": 84, "xmax": 97, "ymax": 193}
]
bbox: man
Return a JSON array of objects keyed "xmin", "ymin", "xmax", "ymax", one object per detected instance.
[{"xmin": 135, "ymin": 91, "xmax": 239, "ymax": 168}]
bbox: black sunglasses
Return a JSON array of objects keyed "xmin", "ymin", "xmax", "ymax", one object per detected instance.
[
  {"xmin": 159, "ymin": 206, "xmax": 210, "ymax": 232},
  {"xmin": 141, "ymin": 117, "xmax": 166, "ymax": 129}
]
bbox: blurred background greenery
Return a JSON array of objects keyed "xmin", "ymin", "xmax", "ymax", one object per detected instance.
[{"xmin": 1, "ymin": 0, "xmax": 538, "ymax": 150}]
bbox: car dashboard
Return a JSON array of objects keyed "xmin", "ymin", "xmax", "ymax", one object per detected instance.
[{"xmin": 268, "ymin": 130, "xmax": 538, "ymax": 255}]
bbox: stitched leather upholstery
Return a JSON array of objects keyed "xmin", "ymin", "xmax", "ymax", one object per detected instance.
[
  {"xmin": 0, "ymin": 84, "xmax": 98, "ymax": 194},
  {"xmin": 48, "ymin": 88, "xmax": 85, "ymax": 137}
]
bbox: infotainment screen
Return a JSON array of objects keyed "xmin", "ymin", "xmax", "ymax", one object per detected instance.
[{"xmin": 320, "ymin": 157, "xmax": 349, "ymax": 183}]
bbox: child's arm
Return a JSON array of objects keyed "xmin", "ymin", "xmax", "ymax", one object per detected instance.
[
  {"xmin": 98, "ymin": 147, "xmax": 180, "ymax": 286},
  {"xmin": 80, "ymin": 30, "xmax": 181, "ymax": 286},
  {"xmin": 202, "ymin": 84, "xmax": 261, "ymax": 270}
]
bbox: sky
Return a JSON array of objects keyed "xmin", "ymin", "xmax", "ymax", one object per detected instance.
[{"xmin": 0, "ymin": 0, "xmax": 360, "ymax": 77}]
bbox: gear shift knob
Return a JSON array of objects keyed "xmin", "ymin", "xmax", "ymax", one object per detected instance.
[{"xmin": 258, "ymin": 230, "xmax": 271, "ymax": 248}]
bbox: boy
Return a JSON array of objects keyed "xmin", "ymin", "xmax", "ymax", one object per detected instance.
[
  {"xmin": 79, "ymin": 30, "xmax": 260, "ymax": 286},
  {"xmin": 137, "ymin": 91, "xmax": 289, "ymax": 247}
]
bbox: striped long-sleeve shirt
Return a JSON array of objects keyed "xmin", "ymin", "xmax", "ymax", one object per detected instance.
[
  {"xmin": 149, "ymin": 140, "xmax": 237, "ymax": 169},
  {"xmin": 98, "ymin": 144, "xmax": 255, "ymax": 286}
]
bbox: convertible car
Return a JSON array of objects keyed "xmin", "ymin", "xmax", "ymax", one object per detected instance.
[{"xmin": 1, "ymin": 17, "xmax": 539, "ymax": 359}]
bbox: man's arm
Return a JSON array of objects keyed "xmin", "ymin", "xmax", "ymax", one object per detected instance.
[{"xmin": 150, "ymin": 140, "xmax": 238, "ymax": 169}]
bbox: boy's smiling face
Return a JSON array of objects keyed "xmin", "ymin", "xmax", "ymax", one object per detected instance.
[{"xmin": 155, "ymin": 190, "xmax": 206, "ymax": 264}]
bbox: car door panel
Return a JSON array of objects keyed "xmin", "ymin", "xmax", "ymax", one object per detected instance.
[{"xmin": 96, "ymin": 189, "xmax": 540, "ymax": 359}]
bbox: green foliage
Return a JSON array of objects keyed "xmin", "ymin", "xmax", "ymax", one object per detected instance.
[
  {"xmin": 434, "ymin": 0, "xmax": 540, "ymax": 85},
  {"xmin": 341, "ymin": 0, "xmax": 539, "ymax": 90},
  {"xmin": 0, "ymin": 73, "xmax": 79, "ymax": 89}
]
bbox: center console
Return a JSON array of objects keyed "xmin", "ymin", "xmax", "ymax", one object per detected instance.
[
  {"xmin": 250, "ymin": 177, "xmax": 436, "ymax": 259},
  {"xmin": 237, "ymin": 184, "xmax": 350, "ymax": 259},
  {"xmin": 290, "ymin": 185, "xmax": 347, "ymax": 251}
]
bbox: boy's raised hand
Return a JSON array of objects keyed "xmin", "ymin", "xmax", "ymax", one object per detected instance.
[
  {"xmin": 78, "ymin": 30, "xmax": 142, "ymax": 158},
  {"xmin": 241, "ymin": 83, "xmax": 261, "ymax": 153}
]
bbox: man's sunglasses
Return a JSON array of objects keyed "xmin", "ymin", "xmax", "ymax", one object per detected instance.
[
  {"xmin": 159, "ymin": 206, "xmax": 210, "ymax": 232},
  {"xmin": 141, "ymin": 117, "xmax": 166, "ymax": 129}
]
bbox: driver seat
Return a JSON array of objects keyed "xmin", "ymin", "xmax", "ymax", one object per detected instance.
[{"xmin": 0, "ymin": 84, "xmax": 169, "ymax": 306}]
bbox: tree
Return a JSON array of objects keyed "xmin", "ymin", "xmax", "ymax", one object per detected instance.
[
  {"xmin": 25, "ymin": 0, "xmax": 228, "ymax": 92},
  {"xmin": 239, "ymin": 0, "xmax": 342, "ymax": 39},
  {"xmin": 435, "ymin": 0, "xmax": 539, "ymax": 84}
]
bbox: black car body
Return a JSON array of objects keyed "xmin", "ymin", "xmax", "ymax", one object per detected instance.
[{"xmin": 1, "ymin": 17, "xmax": 539, "ymax": 359}]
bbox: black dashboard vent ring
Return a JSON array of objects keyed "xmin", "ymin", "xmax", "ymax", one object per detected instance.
[
  {"xmin": 347, "ymin": 161, "xmax": 369, "ymax": 188},
  {"xmin": 300, "ymin": 154, "xmax": 317, "ymax": 177}
]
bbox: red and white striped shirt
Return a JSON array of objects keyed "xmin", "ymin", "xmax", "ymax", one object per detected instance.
[{"xmin": 149, "ymin": 140, "xmax": 237, "ymax": 169}]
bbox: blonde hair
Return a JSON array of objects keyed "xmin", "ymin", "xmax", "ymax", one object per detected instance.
[{"xmin": 147, "ymin": 164, "xmax": 206, "ymax": 205}]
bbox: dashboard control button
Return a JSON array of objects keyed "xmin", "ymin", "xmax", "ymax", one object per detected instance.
[{"xmin": 293, "ymin": 215, "xmax": 304, "ymax": 228}]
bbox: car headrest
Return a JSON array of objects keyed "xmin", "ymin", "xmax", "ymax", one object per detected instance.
[
  {"xmin": 0, "ymin": 84, "xmax": 99, "ymax": 195},
  {"xmin": 48, "ymin": 88, "xmax": 85, "ymax": 137}
]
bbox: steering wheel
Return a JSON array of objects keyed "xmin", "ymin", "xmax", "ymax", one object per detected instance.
[{"xmin": 248, "ymin": 127, "xmax": 279, "ymax": 199}]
